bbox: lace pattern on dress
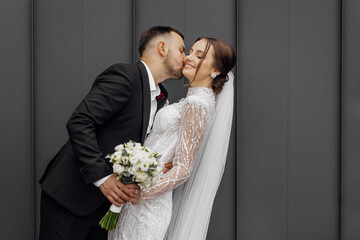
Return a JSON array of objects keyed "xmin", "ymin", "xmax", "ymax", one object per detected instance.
[
  {"xmin": 108, "ymin": 87, "xmax": 215, "ymax": 240},
  {"xmin": 141, "ymin": 87, "xmax": 215, "ymax": 201}
]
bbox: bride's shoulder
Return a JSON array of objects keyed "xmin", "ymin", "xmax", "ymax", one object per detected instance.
[
  {"xmin": 183, "ymin": 94, "xmax": 215, "ymax": 111},
  {"xmin": 185, "ymin": 94, "xmax": 206, "ymax": 104}
]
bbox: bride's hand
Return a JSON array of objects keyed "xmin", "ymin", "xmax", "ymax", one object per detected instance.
[{"xmin": 127, "ymin": 184, "xmax": 141, "ymax": 204}]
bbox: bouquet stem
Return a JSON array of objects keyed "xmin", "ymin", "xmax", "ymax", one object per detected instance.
[{"xmin": 99, "ymin": 204, "xmax": 122, "ymax": 231}]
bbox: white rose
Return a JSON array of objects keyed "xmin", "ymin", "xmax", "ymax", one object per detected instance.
[
  {"xmin": 153, "ymin": 166, "xmax": 162, "ymax": 174},
  {"xmin": 130, "ymin": 156, "xmax": 138, "ymax": 165},
  {"xmin": 134, "ymin": 142, "xmax": 142, "ymax": 149},
  {"xmin": 125, "ymin": 148, "xmax": 132, "ymax": 155},
  {"xmin": 125, "ymin": 141, "xmax": 134, "ymax": 150},
  {"xmin": 140, "ymin": 162, "xmax": 150, "ymax": 172},
  {"xmin": 132, "ymin": 162, "xmax": 141, "ymax": 172},
  {"xmin": 113, "ymin": 152, "xmax": 121, "ymax": 160},
  {"xmin": 114, "ymin": 144, "xmax": 124, "ymax": 152},
  {"xmin": 139, "ymin": 154, "xmax": 150, "ymax": 164},
  {"xmin": 113, "ymin": 163, "xmax": 124, "ymax": 174},
  {"xmin": 110, "ymin": 154, "xmax": 120, "ymax": 163},
  {"xmin": 148, "ymin": 157, "xmax": 157, "ymax": 165},
  {"xmin": 135, "ymin": 171, "xmax": 148, "ymax": 182},
  {"xmin": 135, "ymin": 150, "xmax": 144, "ymax": 157}
]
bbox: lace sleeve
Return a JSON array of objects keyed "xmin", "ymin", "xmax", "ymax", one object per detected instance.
[{"xmin": 141, "ymin": 97, "xmax": 211, "ymax": 201}]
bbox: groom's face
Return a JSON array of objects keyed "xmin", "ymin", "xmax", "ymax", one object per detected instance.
[{"xmin": 164, "ymin": 32, "xmax": 186, "ymax": 79}]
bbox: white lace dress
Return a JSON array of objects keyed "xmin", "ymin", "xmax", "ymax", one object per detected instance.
[{"xmin": 108, "ymin": 87, "xmax": 215, "ymax": 240}]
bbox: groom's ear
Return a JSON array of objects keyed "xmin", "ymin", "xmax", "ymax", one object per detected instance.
[{"xmin": 157, "ymin": 41, "xmax": 168, "ymax": 57}]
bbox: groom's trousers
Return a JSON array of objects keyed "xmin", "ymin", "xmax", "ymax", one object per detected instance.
[{"xmin": 39, "ymin": 191, "xmax": 110, "ymax": 240}]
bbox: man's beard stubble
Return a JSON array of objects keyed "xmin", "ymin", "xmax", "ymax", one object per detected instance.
[{"xmin": 164, "ymin": 50, "xmax": 184, "ymax": 79}]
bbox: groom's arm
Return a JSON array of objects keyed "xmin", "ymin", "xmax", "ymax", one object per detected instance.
[
  {"xmin": 66, "ymin": 64, "xmax": 137, "ymax": 206},
  {"xmin": 66, "ymin": 64, "xmax": 133, "ymax": 184}
]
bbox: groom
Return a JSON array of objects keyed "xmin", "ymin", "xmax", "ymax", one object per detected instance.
[{"xmin": 39, "ymin": 26, "xmax": 186, "ymax": 240}]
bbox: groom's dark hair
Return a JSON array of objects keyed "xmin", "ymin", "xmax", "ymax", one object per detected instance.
[{"xmin": 139, "ymin": 26, "xmax": 184, "ymax": 57}]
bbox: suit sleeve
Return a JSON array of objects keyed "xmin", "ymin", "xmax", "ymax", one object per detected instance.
[{"xmin": 66, "ymin": 64, "xmax": 134, "ymax": 184}]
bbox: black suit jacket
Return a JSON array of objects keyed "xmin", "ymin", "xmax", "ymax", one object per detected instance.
[{"xmin": 40, "ymin": 62, "xmax": 168, "ymax": 216}]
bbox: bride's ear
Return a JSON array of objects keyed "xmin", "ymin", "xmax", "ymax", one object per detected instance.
[
  {"xmin": 157, "ymin": 41, "xmax": 168, "ymax": 57},
  {"xmin": 212, "ymin": 69, "xmax": 221, "ymax": 77}
]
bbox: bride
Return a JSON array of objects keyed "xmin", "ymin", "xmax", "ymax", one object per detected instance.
[{"xmin": 108, "ymin": 37, "xmax": 236, "ymax": 240}]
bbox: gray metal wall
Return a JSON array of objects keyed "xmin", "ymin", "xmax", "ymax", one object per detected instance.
[
  {"xmin": 237, "ymin": 0, "xmax": 341, "ymax": 239},
  {"xmin": 342, "ymin": 0, "xmax": 360, "ymax": 239},
  {"xmin": 0, "ymin": 0, "xmax": 34, "ymax": 239},
  {"xmin": 0, "ymin": 0, "xmax": 359, "ymax": 239}
]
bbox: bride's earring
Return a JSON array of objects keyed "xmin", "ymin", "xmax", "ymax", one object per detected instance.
[{"xmin": 211, "ymin": 72, "xmax": 217, "ymax": 78}]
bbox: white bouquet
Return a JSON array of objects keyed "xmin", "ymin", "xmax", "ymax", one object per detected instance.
[{"xmin": 99, "ymin": 140, "xmax": 163, "ymax": 231}]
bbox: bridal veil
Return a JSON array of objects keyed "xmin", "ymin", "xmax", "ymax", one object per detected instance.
[{"xmin": 166, "ymin": 72, "xmax": 234, "ymax": 239}]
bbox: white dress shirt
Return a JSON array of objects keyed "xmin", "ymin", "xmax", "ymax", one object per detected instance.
[
  {"xmin": 142, "ymin": 61, "xmax": 161, "ymax": 135},
  {"xmin": 93, "ymin": 61, "xmax": 160, "ymax": 187}
]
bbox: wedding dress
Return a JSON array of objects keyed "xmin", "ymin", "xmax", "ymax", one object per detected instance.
[{"xmin": 108, "ymin": 86, "xmax": 216, "ymax": 240}]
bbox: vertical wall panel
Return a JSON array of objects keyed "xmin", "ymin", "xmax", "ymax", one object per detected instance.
[
  {"xmin": 0, "ymin": 1, "xmax": 33, "ymax": 239},
  {"xmin": 237, "ymin": 1, "xmax": 289, "ymax": 239},
  {"xmin": 183, "ymin": 0, "xmax": 237, "ymax": 239},
  {"xmin": 35, "ymin": 2, "xmax": 83, "ymax": 236},
  {"xmin": 81, "ymin": 0, "xmax": 133, "ymax": 92},
  {"xmin": 34, "ymin": 0, "xmax": 133, "ymax": 237},
  {"xmin": 288, "ymin": 1, "xmax": 340, "ymax": 239},
  {"xmin": 238, "ymin": 0, "xmax": 340, "ymax": 239},
  {"xmin": 342, "ymin": 0, "xmax": 360, "ymax": 239},
  {"xmin": 136, "ymin": 0, "xmax": 187, "ymax": 103}
]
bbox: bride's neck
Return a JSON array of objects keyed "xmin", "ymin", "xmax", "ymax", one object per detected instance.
[{"xmin": 190, "ymin": 77, "xmax": 212, "ymax": 89}]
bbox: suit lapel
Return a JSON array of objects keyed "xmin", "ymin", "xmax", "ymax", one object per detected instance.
[{"xmin": 137, "ymin": 61, "xmax": 151, "ymax": 144}]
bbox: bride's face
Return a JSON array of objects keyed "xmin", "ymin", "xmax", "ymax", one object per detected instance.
[{"xmin": 182, "ymin": 39, "xmax": 216, "ymax": 83}]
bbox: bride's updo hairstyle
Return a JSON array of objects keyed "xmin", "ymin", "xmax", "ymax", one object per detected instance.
[{"xmin": 193, "ymin": 37, "xmax": 236, "ymax": 94}]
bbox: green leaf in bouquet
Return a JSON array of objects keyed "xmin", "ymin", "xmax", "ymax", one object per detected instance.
[
  {"xmin": 122, "ymin": 157, "xmax": 131, "ymax": 167},
  {"xmin": 122, "ymin": 170, "xmax": 131, "ymax": 177},
  {"xmin": 148, "ymin": 164, "xmax": 157, "ymax": 172},
  {"xmin": 122, "ymin": 176, "xmax": 136, "ymax": 185},
  {"xmin": 122, "ymin": 149, "xmax": 129, "ymax": 157}
]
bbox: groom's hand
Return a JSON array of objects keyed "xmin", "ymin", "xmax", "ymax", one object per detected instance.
[
  {"xmin": 99, "ymin": 174, "xmax": 133, "ymax": 207},
  {"xmin": 163, "ymin": 162, "xmax": 173, "ymax": 174}
]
